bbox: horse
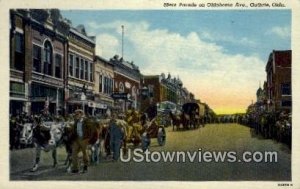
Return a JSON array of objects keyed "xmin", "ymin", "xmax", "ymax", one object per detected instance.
[
  {"xmin": 169, "ymin": 111, "xmax": 182, "ymax": 131},
  {"xmin": 181, "ymin": 113, "xmax": 191, "ymax": 130}
]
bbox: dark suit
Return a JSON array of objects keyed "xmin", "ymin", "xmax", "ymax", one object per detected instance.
[{"xmin": 71, "ymin": 118, "xmax": 97, "ymax": 171}]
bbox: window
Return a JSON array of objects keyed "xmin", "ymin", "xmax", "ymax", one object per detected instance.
[
  {"xmin": 119, "ymin": 82, "xmax": 124, "ymax": 92},
  {"xmin": 14, "ymin": 33, "xmax": 24, "ymax": 71},
  {"xmin": 55, "ymin": 54, "xmax": 62, "ymax": 78},
  {"xmin": 281, "ymin": 83, "xmax": 291, "ymax": 95},
  {"xmin": 108, "ymin": 79, "xmax": 114, "ymax": 94},
  {"xmin": 99, "ymin": 74, "xmax": 102, "ymax": 93},
  {"xmin": 89, "ymin": 62, "xmax": 93, "ymax": 82},
  {"xmin": 33, "ymin": 45, "xmax": 41, "ymax": 72},
  {"xmin": 281, "ymin": 100, "xmax": 291, "ymax": 107},
  {"xmin": 80, "ymin": 59, "xmax": 84, "ymax": 79},
  {"xmin": 104, "ymin": 77, "xmax": 107, "ymax": 94},
  {"xmin": 75, "ymin": 57, "xmax": 79, "ymax": 78},
  {"xmin": 43, "ymin": 41, "xmax": 53, "ymax": 76},
  {"xmin": 10, "ymin": 82, "xmax": 25, "ymax": 97},
  {"xmin": 85, "ymin": 61, "xmax": 88, "ymax": 80},
  {"xmin": 132, "ymin": 86, "xmax": 136, "ymax": 97},
  {"xmin": 149, "ymin": 85, "xmax": 154, "ymax": 97},
  {"xmin": 69, "ymin": 54, "xmax": 74, "ymax": 76}
]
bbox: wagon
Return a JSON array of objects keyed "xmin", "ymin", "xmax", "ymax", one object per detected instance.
[
  {"xmin": 181, "ymin": 102, "xmax": 205, "ymax": 129},
  {"xmin": 124, "ymin": 107, "xmax": 166, "ymax": 151}
]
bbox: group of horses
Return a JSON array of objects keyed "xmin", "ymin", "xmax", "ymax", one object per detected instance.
[{"xmin": 168, "ymin": 111, "xmax": 205, "ymax": 131}]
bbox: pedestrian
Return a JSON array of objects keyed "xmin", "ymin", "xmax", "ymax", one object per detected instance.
[
  {"xmin": 70, "ymin": 109, "xmax": 95, "ymax": 173},
  {"xmin": 109, "ymin": 112, "xmax": 125, "ymax": 161}
]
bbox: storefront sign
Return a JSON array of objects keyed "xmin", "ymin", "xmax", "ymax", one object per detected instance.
[{"xmin": 111, "ymin": 92, "xmax": 130, "ymax": 100}]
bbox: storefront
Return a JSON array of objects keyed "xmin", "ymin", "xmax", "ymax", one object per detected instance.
[
  {"xmin": 9, "ymin": 81, "xmax": 26, "ymax": 115},
  {"xmin": 30, "ymin": 82, "xmax": 64, "ymax": 115}
]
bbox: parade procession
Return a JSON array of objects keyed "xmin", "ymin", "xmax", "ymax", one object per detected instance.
[{"xmin": 8, "ymin": 9, "xmax": 293, "ymax": 181}]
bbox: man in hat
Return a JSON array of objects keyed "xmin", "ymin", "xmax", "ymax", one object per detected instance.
[
  {"xmin": 70, "ymin": 109, "xmax": 94, "ymax": 173},
  {"xmin": 108, "ymin": 111, "xmax": 125, "ymax": 161}
]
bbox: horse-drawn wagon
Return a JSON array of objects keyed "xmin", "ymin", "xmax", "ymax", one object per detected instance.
[
  {"xmin": 122, "ymin": 108, "xmax": 166, "ymax": 151},
  {"xmin": 169, "ymin": 102, "xmax": 205, "ymax": 130}
]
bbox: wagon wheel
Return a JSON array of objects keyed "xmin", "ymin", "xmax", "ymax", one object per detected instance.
[
  {"xmin": 157, "ymin": 127, "xmax": 166, "ymax": 146},
  {"xmin": 141, "ymin": 132, "xmax": 151, "ymax": 151}
]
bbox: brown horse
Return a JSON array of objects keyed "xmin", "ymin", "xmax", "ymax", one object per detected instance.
[{"xmin": 169, "ymin": 112, "xmax": 182, "ymax": 131}]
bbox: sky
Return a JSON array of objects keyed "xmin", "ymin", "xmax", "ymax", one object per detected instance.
[{"xmin": 61, "ymin": 10, "xmax": 291, "ymax": 114}]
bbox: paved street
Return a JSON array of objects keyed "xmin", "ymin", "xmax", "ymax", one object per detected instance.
[{"xmin": 10, "ymin": 123, "xmax": 291, "ymax": 181}]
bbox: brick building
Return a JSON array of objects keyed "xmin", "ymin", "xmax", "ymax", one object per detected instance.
[
  {"xmin": 140, "ymin": 73, "xmax": 190, "ymax": 112},
  {"xmin": 266, "ymin": 50, "xmax": 292, "ymax": 112},
  {"xmin": 10, "ymin": 9, "xmax": 70, "ymax": 115},
  {"xmin": 109, "ymin": 55, "xmax": 141, "ymax": 112}
]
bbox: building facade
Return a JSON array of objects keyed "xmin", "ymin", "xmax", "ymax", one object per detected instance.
[
  {"xmin": 140, "ymin": 73, "xmax": 190, "ymax": 112},
  {"xmin": 110, "ymin": 55, "xmax": 141, "ymax": 112},
  {"xmin": 10, "ymin": 9, "xmax": 70, "ymax": 115},
  {"xmin": 65, "ymin": 25, "xmax": 96, "ymax": 115},
  {"xmin": 266, "ymin": 50, "xmax": 292, "ymax": 112},
  {"xmin": 94, "ymin": 56, "xmax": 114, "ymax": 116}
]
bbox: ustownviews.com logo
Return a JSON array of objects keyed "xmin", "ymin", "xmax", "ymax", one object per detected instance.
[{"xmin": 120, "ymin": 148, "xmax": 278, "ymax": 163}]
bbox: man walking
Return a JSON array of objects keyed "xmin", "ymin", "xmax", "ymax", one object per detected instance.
[
  {"xmin": 70, "ymin": 109, "xmax": 95, "ymax": 173},
  {"xmin": 109, "ymin": 112, "xmax": 125, "ymax": 161}
]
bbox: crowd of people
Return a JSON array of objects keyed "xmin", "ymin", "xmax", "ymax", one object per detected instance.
[{"xmin": 241, "ymin": 110, "xmax": 292, "ymax": 147}]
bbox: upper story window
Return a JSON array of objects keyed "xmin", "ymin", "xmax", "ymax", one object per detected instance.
[
  {"xmin": 33, "ymin": 45, "xmax": 42, "ymax": 72},
  {"xmin": 75, "ymin": 57, "xmax": 80, "ymax": 78},
  {"xmin": 55, "ymin": 54, "xmax": 62, "ymax": 78},
  {"xmin": 13, "ymin": 32, "xmax": 25, "ymax": 71},
  {"xmin": 132, "ymin": 86, "xmax": 136, "ymax": 97},
  {"xmin": 89, "ymin": 62, "xmax": 93, "ymax": 82},
  {"xmin": 80, "ymin": 59, "xmax": 84, "ymax": 79},
  {"xmin": 99, "ymin": 74, "xmax": 102, "ymax": 93},
  {"xmin": 85, "ymin": 61, "xmax": 88, "ymax": 81},
  {"xmin": 119, "ymin": 82, "xmax": 124, "ymax": 92},
  {"xmin": 43, "ymin": 41, "xmax": 53, "ymax": 76},
  {"xmin": 281, "ymin": 83, "xmax": 291, "ymax": 95},
  {"xmin": 69, "ymin": 54, "xmax": 74, "ymax": 76}
]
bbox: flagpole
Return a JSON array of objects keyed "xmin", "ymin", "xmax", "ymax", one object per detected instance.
[{"xmin": 121, "ymin": 25, "xmax": 124, "ymax": 58}]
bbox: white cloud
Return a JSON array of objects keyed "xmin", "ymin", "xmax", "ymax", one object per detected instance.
[
  {"xmin": 95, "ymin": 34, "xmax": 119, "ymax": 58},
  {"xmin": 93, "ymin": 20, "xmax": 265, "ymax": 113},
  {"xmin": 266, "ymin": 26, "xmax": 290, "ymax": 38},
  {"xmin": 200, "ymin": 31, "xmax": 257, "ymax": 47}
]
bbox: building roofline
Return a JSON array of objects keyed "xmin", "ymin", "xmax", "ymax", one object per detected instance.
[
  {"xmin": 95, "ymin": 55, "xmax": 114, "ymax": 66},
  {"xmin": 70, "ymin": 27, "xmax": 95, "ymax": 45}
]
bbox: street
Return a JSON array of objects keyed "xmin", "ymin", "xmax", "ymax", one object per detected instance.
[{"xmin": 10, "ymin": 123, "xmax": 291, "ymax": 181}]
